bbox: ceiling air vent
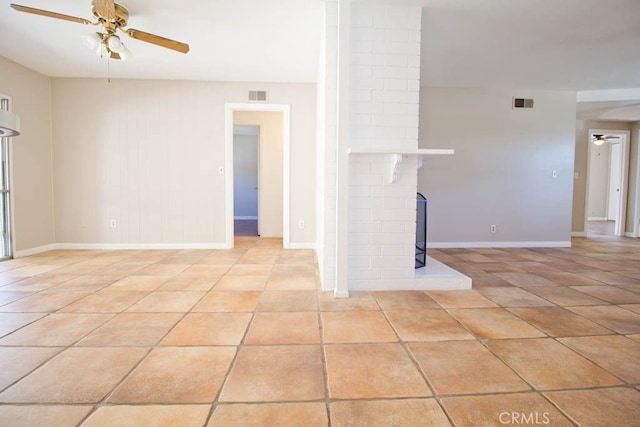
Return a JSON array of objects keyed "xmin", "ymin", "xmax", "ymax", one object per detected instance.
[
  {"xmin": 248, "ymin": 91, "xmax": 267, "ymax": 102},
  {"xmin": 513, "ymin": 98, "xmax": 534, "ymax": 109}
]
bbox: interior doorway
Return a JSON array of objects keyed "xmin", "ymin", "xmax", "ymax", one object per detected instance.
[
  {"xmin": 585, "ymin": 129, "xmax": 631, "ymax": 237},
  {"xmin": 233, "ymin": 125, "xmax": 259, "ymax": 237},
  {"xmin": 224, "ymin": 103, "xmax": 291, "ymax": 248}
]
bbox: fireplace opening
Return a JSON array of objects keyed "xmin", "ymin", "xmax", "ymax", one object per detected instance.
[{"xmin": 416, "ymin": 193, "xmax": 427, "ymax": 268}]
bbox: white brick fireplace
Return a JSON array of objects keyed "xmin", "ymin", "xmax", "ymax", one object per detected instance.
[{"xmin": 317, "ymin": 0, "xmax": 471, "ymax": 297}]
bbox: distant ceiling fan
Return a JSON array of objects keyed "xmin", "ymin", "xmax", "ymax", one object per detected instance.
[
  {"xmin": 10, "ymin": 0, "xmax": 189, "ymax": 60},
  {"xmin": 591, "ymin": 134, "xmax": 620, "ymax": 146}
]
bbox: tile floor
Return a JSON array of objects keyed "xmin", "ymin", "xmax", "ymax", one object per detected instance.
[{"xmin": 0, "ymin": 236, "xmax": 639, "ymax": 426}]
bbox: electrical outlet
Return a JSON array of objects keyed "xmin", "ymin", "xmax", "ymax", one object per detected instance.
[
  {"xmin": 218, "ymin": 167, "xmax": 224, "ymax": 175},
  {"xmin": 552, "ymin": 170, "xmax": 558, "ymax": 179},
  {"xmin": 110, "ymin": 219, "xmax": 116, "ymax": 228},
  {"xmin": 298, "ymin": 220, "xmax": 305, "ymax": 229},
  {"xmin": 490, "ymin": 225, "xmax": 497, "ymax": 233}
]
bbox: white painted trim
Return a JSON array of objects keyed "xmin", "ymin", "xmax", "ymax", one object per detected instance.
[
  {"xmin": 224, "ymin": 103, "xmax": 291, "ymax": 249},
  {"xmin": 571, "ymin": 232, "xmax": 587, "ymax": 237},
  {"xmin": 624, "ymin": 232, "xmax": 636, "ymax": 238},
  {"xmin": 587, "ymin": 217, "xmax": 608, "ymax": 221},
  {"xmin": 577, "ymin": 88, "xmax": 640, "ymax": 103},
  {"xmin": 428, "ymin": 241, "xmax": 572, "ymax": 248},
  {"xmin": 287, "ymin": 242, "xmax": 316, "ymax": 249},
  {"xmin": 234, "ymin": 216, "xmax": 258, "ymax": 220},
  {"xmin": 14, "ymin": 244, "xmax": 57, "ymax": 258}
]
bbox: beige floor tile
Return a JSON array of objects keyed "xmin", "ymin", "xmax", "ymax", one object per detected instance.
[
  {"xmin": 318, "ymin": 291, "xmax": 379, "ymax": 311},
  {"xmin": 219, "ymin": 345, "xmax": 324, "ymax": 402},
  {"xmin": 105, "ymin": 276, "xmax": 171, "ymax": 291},
  {"xmin": 628, "ymin": 334, "xmax": 640, "ymax": 343},
  {"xmin": 209, "ymin": 403, "xmax": 328, "ymax": 427},
  {"xmin": 214, "ymin": 275, "xmax": 268, "ymax": 291},
  {"xmin": 494, "ymin": 272, "xmax": 559, "ymax": 287},
  {"xmin": 244, "ymin": 312, "xmax": 320, "ymax": 344},
  {"xmin": 622, "ymin": 303, "xmax": 640, "ymax": 314},
  {"xmin": 477, "ymin": 287, "xmax": 554, "ymax": 307},
  {"xmin": 409, "ymin": 341, "xmax": 529, "ymax": 395},
  {"xmin": 226, "ymin": 264, "xmax": 274, "ymax": 276},
  {"xmin": 135, "ymin": 263, "xmax": 189, "ymax": 276},
  {"xmin": 386, "ymin": 310, "xmax": 474, "ymax": 341},
  {"xmin": 425, "ymin": 290, "xmax": 497, "ymax": 308},
  {"xmin": 0, "ymin": 291, "xmax": 91, "ymax": 313},
  {"xmin": 537, "ymin": 271, "xmax": 609, "ymax": 286},
  {"xmin": 330, "ymin": 399, "xmax": 450, "ymax": 427},
  {"xmin": 161, "ymin": 313, "xmax": 252, "ymax": 345},
  {"xmin": 158, "ymin": 274, "xmax": 219, "ymax": 291},
  {"xmin": 77, "ymin": 313, "xmax": 182, "ymax": 346},
  {"xmin": 0, "ymin": 347, "xmax": 62, "ymax": 390},
  {"xmin": 183, "ymin": 265, "xmax": 231, "ymax": 275},
  {"xmin": 125, "ymin": 291, "xmax": 205, "ymax": 312},
  {"xmin": 236, "ymin": 255, "xmax": 278, "ymax": 265},
  {"xmin": 60, "ymin": 291, "xmax": 148, "ymax": 313},
  {"xmin": 0, "ymin": 276, "xmax": 65, "ymax": 292},
  {"xmin": 558, "ymin": 335, "xmax": 640, "ymax": 383},
  {"xmin": 0, "ymin": 312, "xmax": 45, "ymax": 337},
  {"xmin": 569, "ymin": 285, "xmax": 640, "ymax": 304},
  {"xmin": 486, "ymin": 338, "xmax": 623, "ymax": 390},
  {"xmin": 582, "ymin": 271, "xmax": 640, "ymax": 285},
  {"xmin": 0, "ymin": 291, "xmax": 32, "ymax": 306},
  {"xmin": 566, "ymin": 305, "xmax": 640, "ymax": 334},
  {"xmin": 193, "ymin": 291, "xmax": 261, "ymax": 312},
  {"xmin": 0, "ymin": 313, "xmax": 113, "ymax": 346},
  {"xmin": 265, "ymin": 275, "xmax": 318, "ymax": 290},
  {"xmin": 544, "ymin": 388, "xmax": 640, "ymax": 427},
  {"xmin": 324, "ymin": 343, "xmax": 430, "ymax": 399},
  {"xmin": 0, "ymin": 405, "xmax": 92, "ymax": 427},
  {"xmin": 441, "ymin": 393, "xmax": 574, "ymax": 427},
  {"xmin": 0, "ymin": 347, "xmax": 147, "ymax": 403},
  {"xmin": 508, "ymin": 306, "xmax": 613, "ymax": 337},
  {"xmin": 271, "ymin": 264, "xmax": 316, "ymax": 276},
  {"xmin": 526, "ymin": 286, "xmax": 606, "ymax": 306},
  {"xmin": 372, "ymin": 291, "xmax": 439, "ymax": 310},
  {"xmin": 48, "ymin": 276, "xmax": 115, "ymax": 292},
  {"xmin": 449, "ymin": 308, "xmax": 546, "ymax": 339},
  {"xmin": 321, "ymin": 311, "xmax": 397, "ymax": 343},
  {"xmin": 82, "ymin": 404, "xmax": 210, "ymax": 427},
  {"xmin": 109, "ymin": 347, "xmax": 236, "ymax": 403},
  {"xmin": 256, "ymin": 290, "xmax": 318, "ymax": 312}
]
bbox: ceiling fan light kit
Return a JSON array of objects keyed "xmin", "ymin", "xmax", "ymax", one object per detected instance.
[
  {"xmin": 0, "ymin": 110, "xmax": 21, "ymax": 138},
  {"xmin": 591, "ymin": 134, "xmax": 620, "ymax": 145},
  {"xmin": 10, "ymin": 0, "xmax": 189, "ymax": 62}
]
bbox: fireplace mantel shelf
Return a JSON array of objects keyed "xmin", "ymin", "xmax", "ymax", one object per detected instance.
[{"xmin": 348, "ymin": 148, "xmax": 454, "ymax": 183}]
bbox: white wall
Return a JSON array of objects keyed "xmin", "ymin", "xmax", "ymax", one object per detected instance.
[
  {"xmin": 0, "ymin": 57, "xmax": 55, "ymax": 254},
  {"xmin": 234, "ymin": 111, "xmax": 283, "ymax": 237},
  {"xmin": 233, "ymin": 132, "xmax": 258, "ymax": 219},
  {"xmin": 418, "ymin": 87, "xmax": 576, "ymax": 246},
  {"xmin": 51, "ymin": 78, "xmax": 316, "ymax": 246},
  {"xmin": 629, "ymin": 121, "xmax": 640, "ymax": 234}
]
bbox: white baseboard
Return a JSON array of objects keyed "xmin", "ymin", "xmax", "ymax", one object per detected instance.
[
  {"xmin": 234, "ymin": 216, "xmax": 258, "ymax": 220},
  {"xmin": 624, "ymin": 232, "xmax": 637, "ymax": 238},
  {"xmin": 53, "ymin": 243, "xmax": 228, "ymax": 251},
  {"xmin": 571, "ymin": 232, "xmax": 587, "ymax": 237},
  {"xmin": 427, "ymin": 241, "xmax": 571, "ymax": 249},
  {"xmin": 13, "ymin": 244, "xmax": 57, "ymax": 258},
  {"xmin": 587, "ymin": 217, "xmax": 608, "ymax": 221}
]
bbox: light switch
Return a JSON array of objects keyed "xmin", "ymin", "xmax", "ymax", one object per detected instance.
[
  {"xmin": 574, "ymin": 172, "xmax": 579, "ymax": 180},
  {"xmin": 218, "ymin": 167, "xmax": 224, "ymax": 175},
  {"xmin": 552, "ymin": 170, "xmax": 558, "ymax": 179}
]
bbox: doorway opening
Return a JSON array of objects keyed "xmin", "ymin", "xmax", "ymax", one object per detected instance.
[
  {"xmin": 233, "ymin": 125, "xmax": 259, "ymax": 237},
  {"xmin": 585, "ymin": 129, "xmax": 631, "ymax": 237},
  {"xmin": 224, "ymin": 103, "xmax": 291, "ymax": 248},
  {"xmin": 0, "ymin": 96, "xmax": 14, "ymax": 260}
]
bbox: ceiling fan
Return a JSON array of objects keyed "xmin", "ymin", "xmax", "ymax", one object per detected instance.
[
  {"xmin": 10, "ymin": 0, "xmax": 189, "ymax": 60},
  {"xmin": 591, "ymin": 134, "xmax": 620, "ymax": 146}
]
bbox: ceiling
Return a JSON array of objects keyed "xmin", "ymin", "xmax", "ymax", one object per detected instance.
[{"xmin": 1, "ymin": 0, "xmax": 639, "ymax": 119}]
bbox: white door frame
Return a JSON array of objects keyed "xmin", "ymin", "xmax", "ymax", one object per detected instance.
[
  {"xmin": 224, "ymin": 103, "xmax": 291, "ymax": 248},
  {"xmin": 585, "ymin": 128, "xmax": 631, "ymax": 237}
]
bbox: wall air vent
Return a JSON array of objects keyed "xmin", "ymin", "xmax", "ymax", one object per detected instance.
[
  {"xmin": 513, "ymin": 98, "xmax": 534, "ymax": 109},
  {"xmin": 248, "ymin": 91, "xmax": 268, "ymax": 102}
]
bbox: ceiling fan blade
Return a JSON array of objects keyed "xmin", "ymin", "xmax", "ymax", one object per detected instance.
[
  {"xmin": 10, "ymin": 4, "xmax": 92, "ymax": 25},
  {"xmin": 126, "ymin": 28, "xmax": 190, "ymax": 53},
  {"xmin": 92, "ymin": 0, "xmax": 115, "ymax": 20}
]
